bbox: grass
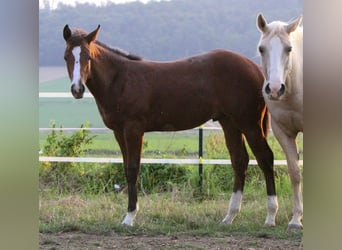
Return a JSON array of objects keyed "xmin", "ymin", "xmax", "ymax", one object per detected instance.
[
  {"xmin": 39, "ymin": 187, "xmax": 302, "ymax": 240},
  {"xmin": 38, "ymin": 129, "xmax": 302, "ymax": 241}
]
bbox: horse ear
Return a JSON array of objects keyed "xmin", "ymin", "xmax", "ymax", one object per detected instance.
[
  {"xmin": 286, "ymin": 16, "xmax": 303, "ymax": 34},
  {"xmin": 63, "ymin": 24, "xmax": 72, "ymax": 41},
  {"xmin": 85, "ymin": 25, "xmax": 101, "ymax": 44},
  {"xmin": 257, "ymin": 13, "xmax": 268, "ymax": 33}
]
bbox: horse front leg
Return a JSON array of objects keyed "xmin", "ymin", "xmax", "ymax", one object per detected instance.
[
  {"xmin": 219, "ymin": 119, "xmax": 249, "ymax": 224},
  {"xmin": 272, "ymin": 120, "xmax": 303, "ymax": 229},
  {"xmin": 244, "ymin": 128, "xmax": 277, "ymax": 226},
  {"xmin": 114, "ymin": 127, "xmax": 144, "ymax": 226}
]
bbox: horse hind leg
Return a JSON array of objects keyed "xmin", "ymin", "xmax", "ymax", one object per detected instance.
[
  {"xmin": 244, "ymin": 127, "xmax": 278, "ymax": 226},
  {"xmin": 219, "ymin": 119, "xmax": 249, "ymax": 224}
]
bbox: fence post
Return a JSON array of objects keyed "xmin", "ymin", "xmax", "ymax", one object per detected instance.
[{"xmin": 198, "ymin": 125, "xmax": 203, "ymax": 192}]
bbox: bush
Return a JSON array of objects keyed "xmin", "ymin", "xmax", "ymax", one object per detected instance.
[
  {"xmin": 39, "ymin": 122, "xmax": 193, "ymax": 195},
  {"xmin": 39, "ymin": 121, "xmax": 96, "ymax": 193},
  {"xmin": 140, "ymin": 164, "xmax": 192, "ymax": 193}
]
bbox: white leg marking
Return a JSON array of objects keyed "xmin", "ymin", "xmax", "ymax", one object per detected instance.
[
  {"xmin": 265, "ymin": 195, "xmax": 278, "ymax": 226},
  {"xmin": 288, "ymin": 169, "xmax": 303, "ymax": 229},
  {"xmin": 122, "ymin": 203, "xmax": 139, "ymax": 226},
  {"xmin": 222, "ymin": 191, "xmax": 243, "ymax": 224}
]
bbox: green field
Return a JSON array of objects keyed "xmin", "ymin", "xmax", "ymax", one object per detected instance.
[{"xmin": 39, "ymin": 77, "xmax": 105, "ymax": 128}]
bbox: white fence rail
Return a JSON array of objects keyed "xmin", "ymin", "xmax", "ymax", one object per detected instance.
[{"xmin": 38, "ymin": 156, "xmax": 302, "ymax": 166}]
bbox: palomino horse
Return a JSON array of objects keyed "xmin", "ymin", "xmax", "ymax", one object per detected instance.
[
  {"xmin": 257, "ymin": 13, "xmax": 303, "ymax": 229},
  {"xmin": 63, "ymin": 24, "xmax": 277, "ymax": 226}
]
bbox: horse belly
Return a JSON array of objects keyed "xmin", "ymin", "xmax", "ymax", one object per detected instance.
[{"xmin": 146, "ymin": 102, "xmax": 215, "ymax": 132}]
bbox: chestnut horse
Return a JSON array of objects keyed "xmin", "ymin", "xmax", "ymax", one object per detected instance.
[
  {"xmin": 257, "ymin": 13, "xmax": 303, "ymax": 229},
  {"xmin": 63, "ymin": 25, "xmax": 277, "ymax": 226}
]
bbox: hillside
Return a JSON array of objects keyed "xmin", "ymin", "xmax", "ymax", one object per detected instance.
[{"xmin": 39, "ymin": 0, "xmax": 302, "ymax": 65}]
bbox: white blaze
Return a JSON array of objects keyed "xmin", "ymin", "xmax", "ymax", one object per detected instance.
[
  {"xmin": 72, "ymin": 46, "xmax": 81, "ymax": 91},
  {"xmin": 268, "ymin": 37, "xmax": 284, "ymax": 89}
]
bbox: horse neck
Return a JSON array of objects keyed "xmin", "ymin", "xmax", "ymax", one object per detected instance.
[{"xmin": 87, "ymin": 45, "xmax": 125, "ymax": 97}]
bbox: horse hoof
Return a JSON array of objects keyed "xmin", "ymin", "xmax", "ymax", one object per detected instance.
[
  {"xmin": 122, "ymin": 223, "xmax": 133, "ymax": 227},
  {"xmin": 121, "ymin": 220, "xmax": 134, "ymax": 227},
  {"xmin": 287, "ymin": 223, "xmax": 303, "ymax": 230},
  {"xmin": 221, "ymin": 217, "xmax": 233, "ymax": 225}
]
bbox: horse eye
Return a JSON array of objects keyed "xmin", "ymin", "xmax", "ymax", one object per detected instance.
[
  {"xmin": 286, "ymin": 46, "xmax": 292, "ymax": 53},
  {"xmin": 259, "ymin": 46, "xmax": 265, "ymax": 54},
  {"xmin": 64, "ymin": 56, "xmax": 67, "ymax": 61}
]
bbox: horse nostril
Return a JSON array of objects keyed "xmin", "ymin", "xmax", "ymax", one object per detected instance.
[
  {"xmin": 265, "ymin": 83, "xmax": 271, "ymax": 94},
  {"xmin": 79, "ymin": 82, "xmax": 85, "ymax": 93},
  {"xmin": 278, "ymin": 84, "xmax": 285, "ymax": 97}
]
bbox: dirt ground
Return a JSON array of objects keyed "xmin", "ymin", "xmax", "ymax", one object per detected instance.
[{"xmin": 39, "ymin": 232, "xmax": 303, "ymax": 250}]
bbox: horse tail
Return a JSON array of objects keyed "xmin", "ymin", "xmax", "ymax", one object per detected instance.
[{"xmin": 262, "ymin": 106, "xmax": 271, "ymax": 138}]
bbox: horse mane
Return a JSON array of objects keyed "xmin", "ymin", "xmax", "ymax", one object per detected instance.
[
  {"xmin": 95, "ymin": 41, "xmax": 142, "ymax": 61},
  {"xmin": 68, "ymin": 28, "xmax": 142, "ymax": 61},
  {"xmin": 290, "ymin": 25, "xmax": 303, "ymax": 46}
]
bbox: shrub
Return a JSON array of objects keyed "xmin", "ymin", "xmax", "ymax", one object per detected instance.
[
  {"xmin": 139, "ymin": 164, "xmax": 192, "ymax": 193},
  {"xmin": 39, "ymin": 122, "xmax": 193, "ymax": 195},
  {"xmin": 39, "ymin": 121, "xmax": 96, "ymax": 193}
]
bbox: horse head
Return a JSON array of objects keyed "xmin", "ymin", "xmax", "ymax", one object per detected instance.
[
  {"xmin": 63, "ymin": 24, "xmax": 100, "ymax": 99},
  {"xmin": 256, "ymin": 13, "xmax": 302, "ymax": 100}
]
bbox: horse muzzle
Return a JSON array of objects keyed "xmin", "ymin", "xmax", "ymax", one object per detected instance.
[
  {"xmin": 264, "ymin": 82, "xmax": 285, "ymax": 100},
  {"xmin": 71, "ymin": 83, "xmax": 85, "ymax": 99}
]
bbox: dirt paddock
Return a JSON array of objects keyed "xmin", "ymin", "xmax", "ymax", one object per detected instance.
[{"xmin": 40, "ymin": 232, "xmax": 303, "ymax": 249}]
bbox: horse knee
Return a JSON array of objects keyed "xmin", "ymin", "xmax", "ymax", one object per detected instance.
[
  {"xmin": 231, "ymin": 149, "xmax": 249, "ymax": 172},
  {"xmin": 258, "ymin": 142, "xmax": 275, "ymax": 173},
  {"xmin": 125, "ymin": 166, "xmax": 140, "ymax": 183},
  {"xmin": 261, "ymin": 141, "xmax": 274, "ymax": 166},
  {"xmin": 288, "ymin": 164, "xmax": 301, "ymax": 184}
]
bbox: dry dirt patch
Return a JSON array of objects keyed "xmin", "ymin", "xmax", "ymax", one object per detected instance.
[{"xmin": 40, "ymin": 232, "xmax": 303, "ymax": 249}]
